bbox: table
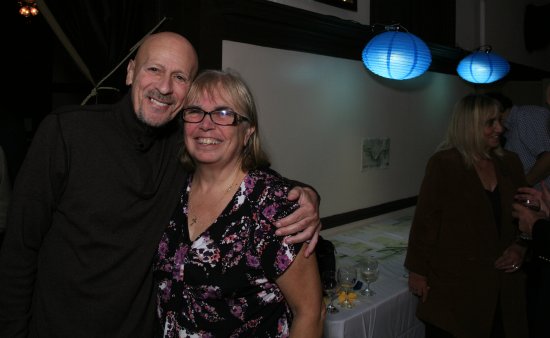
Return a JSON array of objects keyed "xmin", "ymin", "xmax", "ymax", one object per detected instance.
[{"xmin": 321, "ymin": 207, "xmax": 425, "ymax": 338}]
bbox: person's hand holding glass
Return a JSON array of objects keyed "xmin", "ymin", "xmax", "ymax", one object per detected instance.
[
  {"xmin": 359, "ymin": 256, "xmax": 379, "ymax": 296},
  {"xmin": 337, "ymin": 265, "xmax": 357, "ymax": 309},
  {"xmin": 513, "ymin": 183, "xmax": 550, "ymax": 239}
]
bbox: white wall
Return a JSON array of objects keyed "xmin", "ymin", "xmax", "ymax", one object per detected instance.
[{"xmin": 223, "ymin": 41, "xmax": 473, "ymax": 217}]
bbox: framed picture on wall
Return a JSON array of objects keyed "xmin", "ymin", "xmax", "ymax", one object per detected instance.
[
  {"xmin": 314, "ymin": 0, "xmax": 357, "ymax": 11},
  {"xmin": 361, "ymin": 137, "xmax": 390, "ymax": 171}
]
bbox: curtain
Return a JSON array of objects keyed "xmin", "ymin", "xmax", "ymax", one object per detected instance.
[{"xmin": 43, "ymin": 0, "xmax": 163, "ymax": 103}]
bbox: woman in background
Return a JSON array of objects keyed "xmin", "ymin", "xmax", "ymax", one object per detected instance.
[
  {"xmin": 154, "ymin": 69, "xmax": 323, "ymax": 337},
  {"xmin": 405, "ymin": 94, "xmax": 528, "ymax": 338}
]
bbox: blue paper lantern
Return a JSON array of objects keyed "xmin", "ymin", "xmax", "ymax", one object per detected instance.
[
  {"xmin": 361, "ymin": 31, "xmax": 432, "ymax": 80},
  {"xmin": 456, "ymin": 50, "xmax": 510, "ymax": 84}
]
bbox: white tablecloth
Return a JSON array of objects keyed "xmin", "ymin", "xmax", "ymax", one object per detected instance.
[{"xmin": 321, "ymin": 207, "xmax": 425, "ymax": 338}]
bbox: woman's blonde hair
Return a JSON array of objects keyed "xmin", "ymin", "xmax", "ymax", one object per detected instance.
[
  {"xmin": 179, "ymin": 69, "xmax": 270, "ymax": 171},
  {"xmin": 438, "ymin": 93, "xmax": 504, "ymax": 167}
]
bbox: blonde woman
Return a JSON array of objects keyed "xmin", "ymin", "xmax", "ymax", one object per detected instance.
[
  {"xmin": 154, "ymin": 69, "xmax": 323, "ymax": 337},
  {"xmin": 405, "ymin": 94, "xmax": 528, "ymax": 338}
]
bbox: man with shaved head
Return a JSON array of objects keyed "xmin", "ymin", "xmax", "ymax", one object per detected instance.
[{"xmin": 0, "ymin": 32, "xmax": 320, "ymax": 337}]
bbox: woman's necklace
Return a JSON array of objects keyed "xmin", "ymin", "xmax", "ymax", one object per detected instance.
[{"xmin": 188, "ymin": 165, "xmax": 242, "ymax": 228}]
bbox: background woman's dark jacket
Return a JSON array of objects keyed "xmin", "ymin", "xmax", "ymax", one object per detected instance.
[{"xmin": 405, "ymin": 148, "xmax": 528, "ymax": 338}]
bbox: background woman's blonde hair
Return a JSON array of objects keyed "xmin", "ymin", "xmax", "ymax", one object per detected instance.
[
  {"xmin": 179, "ymin": 69, "xmax": 271, "ymax": 171},
  {"xmin": 438, "ymin": 93, "xmax": 504, "ymax": 167}
]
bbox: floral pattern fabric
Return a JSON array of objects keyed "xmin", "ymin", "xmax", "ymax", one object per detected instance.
[{"xmin": 154, "ymin": 169, "xmax": 301, "ymax": 337}]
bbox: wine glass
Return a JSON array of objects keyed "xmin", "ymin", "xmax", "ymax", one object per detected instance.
[
  {"xmin": 337, "ymin": 265, "xmax": 357, "ymax": 309},
  {"xmin": 517, "ymin": 198, "xmax": 540, "ymax": 240},
  {"xmin": 359, "ymin": 256, "xmax": 379, "ymax": 296},
  {"xmin": 321, "ymin": 270, "xmax": 339, "ymax": 314}
]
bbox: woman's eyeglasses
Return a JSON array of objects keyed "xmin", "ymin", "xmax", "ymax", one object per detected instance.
[{"xmin": 181, "ymin": 107, "xmax": 250, "ymax": 126}]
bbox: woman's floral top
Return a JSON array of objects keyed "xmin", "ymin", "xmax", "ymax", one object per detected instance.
[{"xmin": 154, "ymin": 169, "xmax": 301, "ymax": 337}]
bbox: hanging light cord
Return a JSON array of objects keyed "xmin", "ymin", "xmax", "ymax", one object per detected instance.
[
  {"xmin": 477, "ymin": 45, "xmax": 492, "ymax": 53},
  {"xmin": 81, "ymin": 16, "xmax": 168, "ymax": 105},
  {"xmin": 368, "ymin": 23, "xmax": 408, "ymax": 34}
]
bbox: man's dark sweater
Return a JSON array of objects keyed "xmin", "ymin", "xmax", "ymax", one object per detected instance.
[{"xmin": 0, "ymin": 94, "xmax": 186, "ymax": 337}]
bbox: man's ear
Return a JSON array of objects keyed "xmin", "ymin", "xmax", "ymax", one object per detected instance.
[{"xmin": 126, "ymin": 60, "xmax": 135, "ymax": 86}]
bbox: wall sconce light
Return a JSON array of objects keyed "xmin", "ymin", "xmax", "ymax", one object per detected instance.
[
  {"xmin": 18, "ymin": 0, "xmax": 39, "ymax": 17},
  {"xmin": 456, "ymin": 46, "xmax": 510, "ymax": 84},
  {"xmin": 361, "ymin": 25, "xmax": 432, "ymax": 80}
]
